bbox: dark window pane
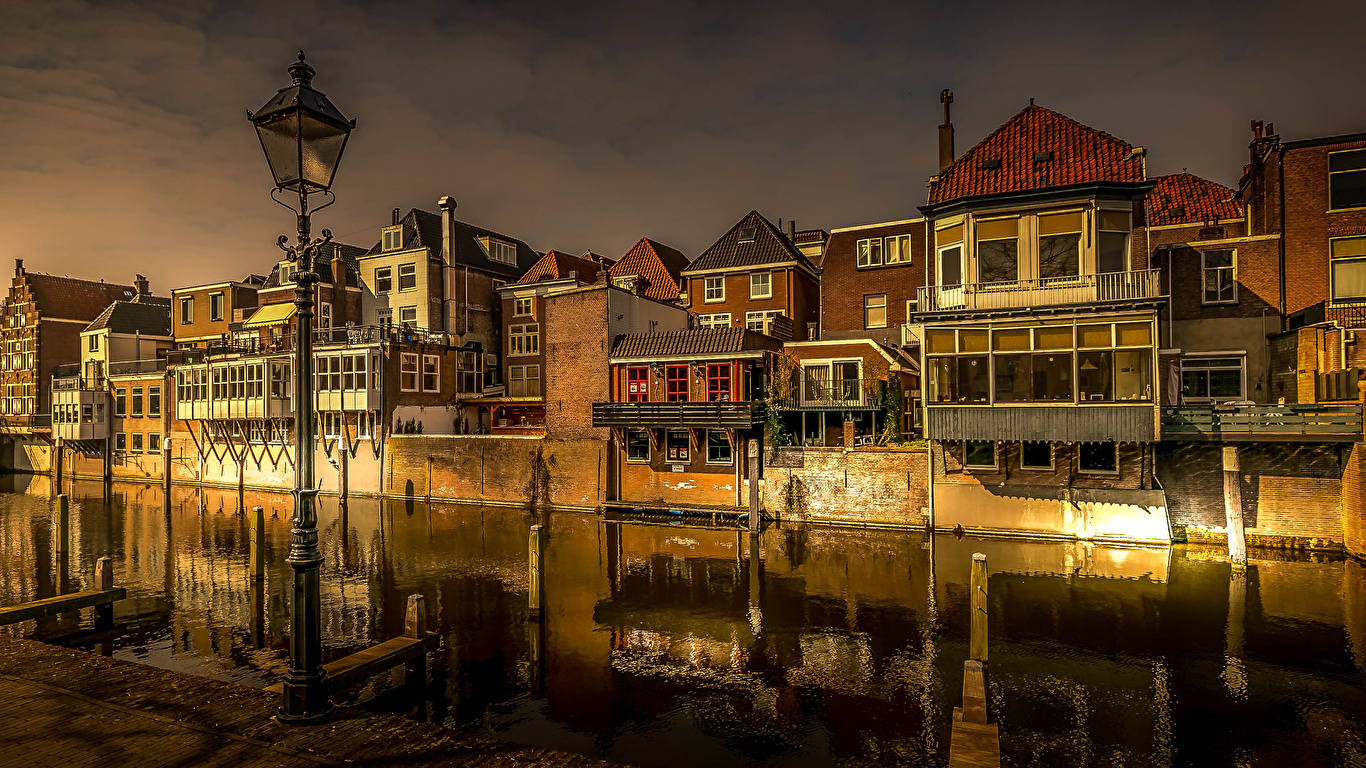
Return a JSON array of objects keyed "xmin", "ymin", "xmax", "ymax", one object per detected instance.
[
  {"xmin": 993, "ymin": 354, "xmax": 1031, "ymax": 402},
  {"xmin": 977, "ymin": 240, "xmax": 1018, "ymax": 283},
  {"xmin": 965, "ymin": 441, "xmax": 995, "ymax": 468},
  {"xmin": 928, "ymin": 358, "xmax": 955, "ymax": 402},
  {"xmin": 1098, "ymin": 232, "xmax": 1128, "ymax": 273},
  {"xmin": 1182, "ymin": 370, "xmax": 1208, "ymax": 398},
  {"xmin": 1079, "ymin": 442, "xmax": 1118, "ymax": 472},
  {"xmin": 627, "ymin": 430, "xmax": 649, "ymax": 461},
  {"xmin": 1210, "ymin": 369, "xmax": 1242, "ymax": 398},
  {"xmin": 957, "ymin": 355, "xmax": 990, "ymax": 403},
  {"xmin": 1039, "ymin": 234, "xmax": 1081, "ymax": 278},
  {"xmin": 1031, "ymin": 352, "xmax": 1072, "ymax": 401},
  {"xmin": 940, "ymin": 246, "xmax": 963, "ymax": 285},
  {"xmin": 1021, "ymin": 441, "xmax": 1052, "ymax": 469},
  {"xmin": 1329, "ymin": 150, "xmax": 1366, "ymax": 173},
  {"xmin": 1078, "ymin": 350, "xmax": 1113, "ymax": 402},
  {"xmin": 1331, "ymin": 171, "xmax": 1366, "ymax": 210}
]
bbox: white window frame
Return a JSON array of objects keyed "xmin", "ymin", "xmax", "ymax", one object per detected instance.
[
  {"xmin": 180, "ymin": 297, "xmax": 194, "ymax": 325},
  {"xmin": 1201, "ymin": 248, "xmax": 1237, "ymax": 305},
  {"xmin": 697, "ymin": 313, "xmax": 731, "ymax": 330},
  {"xmin": 885, "ymin": 234, "xmax": 912, "ymax": 264},
  {"xmin": 1019, "ymin": 441, "xmax": 1054, "ymax": 471},
  {"xmin": 1329, "ymin": 235, "xmax": 1366, "ymax": 304},
  {"xmin": 509, "ymin": 324, "xmax": 540, "ymax": 357},
  {"xmin": 399, "ymin": 306, "xmax": 417, "ymax": 324},
  {"xmin": 319, "ymin": 302, "xmax": 332, "ymax": 329},
  {"xmin": 514, "ymin": 297, "xmax": 533, "ymax": 316},
  {"xmin": 704, "ymin": 276, "xmax": 725, "ymax": 303},
  {"xmin": 857, "ymin": 238, "xmax": 883, "ymax": 268},
  {"xmin": 382, "ymin": 227, "xmax": 403, "ymax": 251},
  {"xmin": 398, "ymin": 263, "xmax": 417, "ymax": 291},
  {"xmin": 421, "ymin": 354, "xmax": 440, "ymax": 393},
  {"xmin": 376, "ymin": 307, "xmax": 393, "ymax": 325},
  {"xmin": 936, "ymin": 243, "xmax": 964, "ymax": 287},
  {"xmin": 374, "ymin": 267, "xmax": 392, "ymax": 294},
  {"xmin": 1180, "ymin": 355, "xmax": 1245, "ymax": 403},
  {"xmin": 745, "ymin": 310, "xmax": 783, "ymax": 332},
  {"xmin": 749, "ymin": 272, "xmax": 772, "ymax": 299},
  {"xmin": 705, "ymin": 430, "xmax": 733, "ymax": 465},
  {"xmin": 864, "ymin": 294, "xmax": 887, "ymax": 329},
  {"xmin": 400, "ymin": 352, "xmax": 419, "ymax": 392},
  {"xmin": 626, "ymin": 429, "xmax": 650, "ymax": 463},
  {"xmin": 488, "ymin": 240, "xmax": 517, "ymax": 265},
  {"xmin": 87, "ymin": 334, "xmax": 98, "ymax": 352},
  {"xmin": 209, "ymin": 292, "xmax": 225, "ymax": 322}
]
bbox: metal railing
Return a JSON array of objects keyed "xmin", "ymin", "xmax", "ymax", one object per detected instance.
[
  {"xmin": 53, "ymin": 363, "xmax": 80, "ymax": 378},
  {"xmin": 592, "ymin": 401, "xmax": 763, "ymax": 429},
  {"xmin": 1161, "ymin": 403, "xmax": 1363, "ymax": 441},
  {"xmin": 916, "ymin": 269, "xmax": 1162, "ymax": 313},
  {"xmin": 109, "ymin": 359, "xmax": 167, "ymax": 376},
  {"xmin": 775, "ymin": 378, "xmax": 884, "ymax": 409},
  {"xmin": 313, "ymin": 324, "xmax": 452, "ymax": 347}
]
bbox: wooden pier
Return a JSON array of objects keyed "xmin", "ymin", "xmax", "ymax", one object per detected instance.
[{"xmin": 0, "ymin": 556, "xmax": 124, "ymax": 627}]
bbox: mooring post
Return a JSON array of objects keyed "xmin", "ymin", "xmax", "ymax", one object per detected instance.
[
  {"xmin": 94, "ymin": 555, "xmax": 114, "ymax": 626},
  {"xmin": 405, "ymin": 593, "xmax": 428, "ymax": 685},
  {"xmin": 162, "ymin": 436, "xmax": 172, "ymax": 497},
  {"xmin": 1222, "ymin": 446, "xmax": 1247, "ymax": 569},
  {"xmin": 528, "ymin": 524, "xmax": 544, "ymax": 620},
  {"xmin": 748, "ymin": 432, "xmax": 762, "ymax": 532},
  {"xmin": 338, "ymin": 435, "xmax": 349, "ymax": 507},
  {"xmin": 425, "ymin": 456, "xmax": 433, "ymax": 504},
  {"xmin": 970, "ymin": 552, "xmax": 988, "ymax": 663},
  {"xmin": 250, "ymin": 506, "xmax": 265, "ymax": 581},
  {"xmin": 54, "ymin": 437, "xmax": 64, "ymax": 490},
  {"xmin": 55, "ymin": 494, "xmax": 69, "ymax": 558}
]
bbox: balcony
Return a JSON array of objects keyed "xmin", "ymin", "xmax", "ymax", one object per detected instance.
[
  {"xmin": 775, "ymin": 378, "xmax": 883, "ymax": 411},
  {"xmin": 916, "ymin": 269, "xmax": 1162, "ymax": 314},
  {"xmin": 0, "ymin": 414, "xmax": 52, "ymax": 434},
  {"xmin": 592, "ymin": 401, "xmax": 764, "ymax": 429},
  {"xmin": 108, "ymin": 359, "xmax": 167, "ymax": 376},
  {"xmin": 314, "ymin": 324, "xmax": 451, "ymax": 347},
  {"xmin": 1161, "ymin": 404, "xmax": 1363, "ymax": 442}
]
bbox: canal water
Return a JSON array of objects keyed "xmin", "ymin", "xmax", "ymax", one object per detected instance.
[{"xmin": 1, "ymin": 475, "xmax": 1363, "ymax": 767}]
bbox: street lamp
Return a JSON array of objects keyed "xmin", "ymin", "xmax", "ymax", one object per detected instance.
[{"xmin": 248, "ymin": 50, "xmax": 355, "ymax": 724}]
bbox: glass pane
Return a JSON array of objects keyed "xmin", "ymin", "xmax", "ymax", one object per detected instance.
[
  {"xmin": 926, "ymin": 330, "xmax": 956, "ymax": 354},
  {"xmin": 1077, "ymin": 324, "xmax": 1113, "ymax": 348},
  {"xmin": 977, "ymin": 240, "xmax": 1018, "ymax": 283},
  {"xmin": 1329, "ymin": 150, "xmax": 1366, "ymax": 173},
  {"xmin": 1115, "ymin": 322, "xmax": 1151, "ymax": 346},
  {"xmin": 1204, "ymin": 250, "xmax": 1233, "ymax": 268},
  {"xmin": 1034, "ymin": 326, "xmax": 1072, "ymax": 350},
  {"xmin": 993, "ymin": 328, "xmax": 1031, "ymax": 351},
  {"xmin": 1039, "ymin": 233, "xmax": 1081, "ymax": 278},
  {"xmin": 1098, "ymin": 232, "xmax": 1128, "ymax": 273},
  {"xmin": 1115, "ymin": 349, "xmax": 1152, "ymax": 401},
  {"xmin": 1330, "ymin": 171, "xmax": 1366, "ymax": 210},
  {"xmin": 1331, "ymin": 237, "xmax": 1366, "ymax": 259},
  {"xmin": 1182, "ymin": 370, "xmax": 1208, "ymax": 398},
  {"xmin": 1332, "ymin": 259, "xmax": 1366, "ymax": 301},
  {"xmin": 936, "ymin": 224, "xmax": 964, "ymax": 246},
  {"xmin": 1021, "ymin": 442, "xmax": 1052, "ymax": 469},
  {"xmin": 1077, "ymin": 350, "xmax": 1113, "ymax": 402},
  {"xmin": 977, "ymin": 219, "xmax": 1018, "ymax": 240},
  {"xmin": 254, "ymin": 113, "xmax": 301, "ymax": 188},
  {"xmin": 993, "ymin": 354, "xmax": 1031, "ymax": 402},
  {"xmin": 965, "ymin": 441, "xmax": 995, "ymax": 468},
  {"xmin": 927, "ymin": 358, "xmax": 955, "ymax": 402},
  {"xmin": 960, "ymin": 330, "xmax": 989, "ymax": 353},
  {"xmin": 1210, "ymin": 369, "xmax": 1242, "ymax": 398},
  {"xmin": 298, "ymin": 112, "xmax": 348, "ymax": 190},
  {"xmin": 958, "ymin": 356, "xmax": 990, "ymax": 403},
  {"xmin": 939, "ymin": 246, "xmax": 963, "ymax": 285},
  {"xmin": 1079, "ymin": 442, "xmax": 1117, "ymax": 472},
  {"xmin": 1031, "ymin": 353, "xmax": 1072, "ymax": 401}
]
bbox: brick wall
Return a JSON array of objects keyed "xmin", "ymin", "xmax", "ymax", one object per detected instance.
[
  {"xmin": 1280, "ymin": 140, "xmax": 1366, "ymax": 314},
  {"xmin": 1156, "ymin": 441, "xmax": 1345, "ymax": 548},
  {"xmin": 542, "ymin": 288, "xmax": 611, "ymax": 440},
  {"xmin": 820, "ymin": 220, "xmax": 926, "ymax": 342},
  {"xmin": 684, "ymin": 267, "xmax": 820, "ymax": 337},
  {"xmin": 1344, "ymin": 442, "xmax": 1366, "ymax": 558},
  {"xmin": 386, "ymin": 434, "xmax": 608, "ymax": 509},
  {"xmin": 767, "ymin": 446, "xmax": 927, "ymax": 526}
]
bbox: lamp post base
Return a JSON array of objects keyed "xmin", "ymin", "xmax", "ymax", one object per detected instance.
[{"xmin": 276, "ymin": 676, "xmax": 334, "ymax": 724}]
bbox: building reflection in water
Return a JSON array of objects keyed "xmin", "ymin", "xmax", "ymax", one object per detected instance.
[{"xmin": 0, "ymin": 476, "xmax": 1364, "ymax": 767}]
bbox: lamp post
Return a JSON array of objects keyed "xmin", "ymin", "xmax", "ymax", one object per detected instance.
[{"xmin": 248, "ymin": 50, "xmax": 355, "ymax": 724}]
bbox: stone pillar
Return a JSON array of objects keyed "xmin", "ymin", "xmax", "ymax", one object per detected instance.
[
  {"xmin": 843, "ymin": 419, "xmax": 855, "ymax": 449},
  {"xmin": 1223, "ymin": 446, "xmax": 1248, "ymax": 568}
]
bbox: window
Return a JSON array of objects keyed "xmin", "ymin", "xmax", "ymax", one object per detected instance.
[
  {"xmin": 148, "ymin": 433, "xmax": 160, "ymax": 453},
  {"xmin": 376, "ymin": 307, "xmax": 393, "ymax": 325},
  {"xmin": 400, "ymin": 353, "xmax": 419, "ymax": 392},
  {"xmin": 666, "ymin": 430, "xmax": 690, "ymax": 462},
  {"xmin": 697, "ymin": 313, "xmax": 731, "ymax": 330},
  {"xmin": 1037, "ymin": 212, "xmax": 1082, "ymax": 279},
  {"xmin": 1020, "ymin": 442, "xmax": 1052, "ymax": 470},
  {"xmin": 148, "ymin": 386, "xmax": 160, "ymax": 416},
  {"xmin": 1329, "ymin": 149, "xmax": 1366, "ymax": 211},
  {"xmin": 627, "ymin": 429, "xmax": 650, "ymax": 463},
  {"xmin": 488, "ymin": 240, "xmax": 517, "ymax": 265},
  {"xmin": 382, "ymin": 227, "xmax": 403, "ymax": 251},
  {"xmin": 938, "ymin": 244, "xmax": 963, "ymax": 286},
  {"xmin": 399, "ymin": 306, "xmax": 417, "ymax": 324},
  {"xmin": 278, "ymin": 262, "xmax": 295, "ymax": 284},
  {"xmin": 745, "ymin": 310, "xmax": 783, "ymax": 331},
  {"xmin": 374, "ymin": 267, "xmax": 392, "ymax": 294},
  {"xmin": 114, "ymin": 433, "xmax": 126, "ymax": 451},
  {"xmin": 1202, "ymin": 249, "xmax": 1236, "ymax": 304},
  {"xmin": 1330, "ymin": 236, "xmax": 1366, "ymax": 302},
  {"xmin": 706, "ymin": 430, "xmax": 732, "ymax": 464},
  {"xmin": 87, "ymin": 334, "xmax": 98, "ymax": 352},
  {"xmin": 1079, "ymin": 442, "xmax": 1118, "ymax": 474},
  {"xmin": 666, "ymin": 365, "xmax": 689, "ymax": 402},
  {"xmin": 864, "ymin": 294, "xmax": 887, "ymax": 329},
  {"xmin": 514, "ymin": 297, "xmax": 533, "ymax": 316},
  {"xmin": 398, "ymin": 263, "xmax": 417, "ymax": 291},
  {"xmin": 131, "ymin": 433, "xmax": 144, "ymax": 453},
  {"xmin": 857, "ymin": 238, "xmax": 883, "ymax": 267},
  {"xmin": 1097, "ymin": 211, "xmax": 1131, "ymax": 274},
  {"xmin": 131, "ymin": 387, "xmax": 143, "ymax": 416},
  {"xmin": 963, "ymin": 441, "xmax": 996, "ymax": 470},
  {"xmin": 508, "ymin": 365, "xmax": 541, "ymax": 397},
  {"xmin": 750, "ymin": 272, "xmax": 771, "ymax": 299},
  {"xmin": 319, "ymin": 302, "xmax": 331, "ymax": 329},
  {"xmin": 885, "ymin": 234, "xmax": 913, "ymax": 264},
  {"xmin": 626, "ymin": 366, "xmax": 648, "ymax": 402},
  {"xmin": 422, "ymin": 355, "xmax": 440, "ymax": 392},
  {"xmin": 976, "ymin": 218, "xmax": 1019, "ymax": 283},
  {"xmin": 704, "ymin": 276, "xmax": 725, "ymax": 303},
  {"xmin": 180, "ymin": 297, "xmax": 194, "ymax": 325},
  {"xmin": 706, "ymin": 363, "xmax": 731, "ymax": 402},
  {"xmin": 509, "ymin": 324, "xmax": 539, "ymax": 356},
  {"xmin": 738, "ymin": 227, "xmax": 757, "ymax": 242},
  {"xmin": 1181, "ymin": 356, "xmax": 1243, "ymax": 402},
  {"xmin": 209, "ymin": 292, "xmax": 225, "ymax": 321}
]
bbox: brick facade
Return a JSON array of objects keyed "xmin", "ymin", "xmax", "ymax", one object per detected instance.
[
  {"xmin": 819, "ymin": 219, "xmax": 926, "ymax": 342},
  {"xmin": 683, "ymin": 266, "xmax": 819, "ymax": 339}
]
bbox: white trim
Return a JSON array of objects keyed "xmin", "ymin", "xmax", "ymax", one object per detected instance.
[
  {"xmin": 1157, "ymin": 233, "xmax": 1279, "ymax": 247},
  {"xmin": 610, "ymin": 351, "xmax": 766, "ymax": 364},
  {"xmin": 682, "ymin": 260, "xmax": 817, "ymax": 278},
  {"xmin": 1146, "ymin": 217, "xmax": 1246, "ymax": 232},
  {"xmin": 1018, "ymin": 441, "xmax": 1055, "ymax": 471},
  {"xmin": 829, "ymin": 217, "xmax": 926, "ymax": 234}
]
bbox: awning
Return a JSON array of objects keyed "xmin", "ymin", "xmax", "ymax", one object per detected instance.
[{"xmin": 241, "ymin": 303, "xmax": 296, "ymax": 328}]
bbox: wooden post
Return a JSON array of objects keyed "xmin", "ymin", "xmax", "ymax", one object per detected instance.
[
  {"xmin": 1222, "ymin": 446, "xmax": 1247, "ymax": 569},
  {"xmin": 338, "ymin": 435, "xmax": 349, "ymax": 507},
  {"xmin": 162, "ymin": 436, "xmax": 172, "ymax": 497},
  {"xmin": 250, "ymin": 506, "xmax": 265, "ymax": 581},
  {"xmin": 405, "ymin": 593, "xmax": 428, "ymax": 685},
  {"xmin": 970, "ymin": 552, "xmax": 988, "ymax": 663},
  {"xmin": 54, "ymin": 437, "xmax": 64, "ymax": 489},
  {"xmin": 528, "ymin": 524, "xmax": 544, "ymax": 620},
  {"xmin": 55, "ymin": 494, "xmax": 69, "ymax": 557},
  {"xmin": 95, "ymin": 556, "xmax": 114, "ymax": 625},
  {"xmin": 748, "ymin": 433, "xmax": 761, "ymax": 532},
  {"xmin": 425, "ymin": 455, "xmax": 432, "ymax": 503}
]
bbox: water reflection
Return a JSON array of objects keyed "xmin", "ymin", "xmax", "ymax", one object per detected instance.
[{"xmin": 0, "ymin": 475, "xmax": 1363, "ymax": 767}]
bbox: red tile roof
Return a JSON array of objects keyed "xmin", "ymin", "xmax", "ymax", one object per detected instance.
[
  {"xmin": 514, "ymin": 250, "xmax": 606, "ymax": 285},
  {"xmin": 608, "ymin": 238, "xmax": 691, "ymax": 300},
  {"xmin": 1145, "ymin": 173, "xmax": 1242, "ymax": 227},
  {"xmin": 26, "ymin": 274, "xmax": 143, "ymax": 322},
  {"xmin": 929, "ymin": 105, "xmax": 1145, "ymax": 205},
  {"xmin": 610, "ymin": 326, "xmax": 782, "ymax": 359}
]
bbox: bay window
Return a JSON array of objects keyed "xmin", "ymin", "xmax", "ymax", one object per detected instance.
[
  {"xmin": 1098, "ymin": 211, "xmax": 1131, "ymax": 273},
  {"xmin": 1038, "ymin": 212, "xmax": 1083, "ymax": 279},
  {"xmin": 976, "ymin": 218, "xmax": 1019, "ymax": 284}
]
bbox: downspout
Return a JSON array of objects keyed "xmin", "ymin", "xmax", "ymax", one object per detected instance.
[{"xmin": 1278, "ymin": 146, "xmax": 1287, "ymax": 331}]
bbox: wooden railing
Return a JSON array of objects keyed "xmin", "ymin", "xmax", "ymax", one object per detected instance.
[
  {"xmin": 1161, "ymin": 404, "xmax": 1363, "ymax": 441},
  {"xmin": 916, "ymin": 269, "xmax": 1162, "ymax": 313},
  {"xmin": 592, "ymin": 401, "xmax": 763, "ymax": 429}
]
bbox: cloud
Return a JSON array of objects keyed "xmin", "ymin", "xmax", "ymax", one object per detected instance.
[{"xmin": 0, "ymin": 0, "xmax": 1363, "ymax": 291}]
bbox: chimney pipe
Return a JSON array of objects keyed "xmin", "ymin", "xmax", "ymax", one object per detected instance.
[
  {"xmin": 14, "ymin": 259, "xmax": 22, "ymax": 275},
  {"xmin": 938, "ymin": 89, "xmax": 955, "ymax": 172},
  {"xmin": 789, "ymin": 220, "xmax": 796, "ymax": 243},
  {"xmin": 391, "ymin": 207, "xmax": 400, "ymax": 225},
  {"xmin": 438, "ymin": 196, "xmax": 457, "ymax": 266}
]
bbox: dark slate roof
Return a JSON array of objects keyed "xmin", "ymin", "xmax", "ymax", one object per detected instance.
[
  {"xmin": 684, "ymin": 210, "xmax": 814, "ymax": 274},
  {"xmin": 364, "ymin": 208, "xmax": 538, "ymax": 279},
  {"xmin": 929, "ymin": 104, "xmax": 1145, "ymax": 205},
  {"xmin": 610, "ymin": 326, "xmax": 783, "ymax": 359},
  {"xmin": 609, "ymin": 238, "xmax": 691, "ymax": 300},
  {"xmin": 27, "ymin": 274, "xmax": 141, "ymax": 321},
  {"xmin": 84, "ymin": 300, "xmax": 172, "ymax": 336},
  {"xmin": 1146, "ymin": 173, "xmax": 1243, "ymax": 227},
  {"xmin": 515, "ymin": 250, "xmax": 607, "ymax": 285},
  {"xmin": 260, "ymin": 241, "xmax": 367, "ymax": 290}
]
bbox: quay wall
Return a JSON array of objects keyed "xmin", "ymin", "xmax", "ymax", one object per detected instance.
[
  {"xmin": 766, "ymin": 446, "xmax": 928, "ymax": 527},
  {"xmin": 1344, "ymin": 443, "xmax": 1366, "ymax": 559}
]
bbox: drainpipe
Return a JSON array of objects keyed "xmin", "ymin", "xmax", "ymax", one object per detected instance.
[{"xmin": 1277, "ymin": 147, "xmax": 1287, "ymax": 331}]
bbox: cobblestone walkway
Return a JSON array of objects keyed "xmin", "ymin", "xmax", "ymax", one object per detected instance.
[{"xmin": 0, "ymin": 636, "xmax": 615, "ymax": 768}]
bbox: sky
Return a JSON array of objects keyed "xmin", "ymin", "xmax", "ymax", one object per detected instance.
[{"xmin": 2, "ymin": 0, "xmax": 1364, "ymax": 291}]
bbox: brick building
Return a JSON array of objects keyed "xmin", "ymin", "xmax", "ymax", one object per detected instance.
[
  {"xmin": 819, "ymin": 218, "xmax": 927, "ymax": 346},
  {"xmin": 772, "ymin": 339, "xmax": 919, "ymax": 445},
  {"xmin": 681, "ymin": 211, "xmax": 820, "ymax": 341},
  {"xmin": 170, "ymin": 277, "xmax": 262, "ymax": 349}
]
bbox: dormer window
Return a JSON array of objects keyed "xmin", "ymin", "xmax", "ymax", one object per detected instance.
[
  {"xmin": 486, "ymin": 239, "xmax": 517, "ymax": 265},
  {"xmin": 382, "ymin": 227, "xmax": 403, "ymax": 251},
  {"xmin": 738, "ymin": 227, "xmax": 757, "ymax": 242},
  {"xmin": 278, "ymin": 262, "xmax": 295, "ymax": 285}
]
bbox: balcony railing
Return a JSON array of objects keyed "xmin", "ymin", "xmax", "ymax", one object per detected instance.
[
  {"xmin": 314, "ymin": 324, "xmax": 451, "ymax": 346},
  {"xmin": 52, "ymin": 374, "xmax": 103, "ymax": 391},
  {"xmin": 592, "ymin": 401, "xmax": 764, "ymax": 429},
  {"xmin": 775, "ymin": 378, "xmax": 884, "ymax": 410},
  {"xmin": 1161, "ymin": 404, "xmax": 1363, "ymax": 442},
  {"xmin": 53, "ymin": 363, "xmax": 81, "ymax": 378},
  {"xmin": 0, "ymin": 414, "xmax": 51, "ymax": 432},
  {"xmin": 207, "ymin": 337, "xmax": 292, "ymax": 356},
  {"xmin": 916, "ymin": 269, "xmax": 1162, "ymax": 313},
  {"xmin": 109, "ymin": 359, "xmax": 167, "ymax": 376}
]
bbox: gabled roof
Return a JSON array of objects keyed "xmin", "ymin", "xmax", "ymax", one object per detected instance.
[
  {"xmin": 1146, "ymin": 173, "xmax": 1243, "ymax": 227},
  {"xmin": 260, "ymin": 241, "xmax": 367, "ymax": 290},
  {"xmin": 684, "ymin": 211, "xmax": 814, "ymax": 274},
  {"xmin": 83, "ymin": 300, "xmax": 172, "ymax": 337},
  {"xmin": 364, "ymin": 208, "xmax": 539, "ymax": 279},
  {"xmin": 929, "ymin": 104, "xmax": 1145, "ymax": 205},
  {"xmin": 515, "ymin": 250, "xmax": 606, "ymax": 285},
  {"xmin": 608, "ymin": 238, "xmax": 690, "ymax": 300},
  {"xmin": 610, "ymin": 326, "xmax": 783, "ymax": 360},
  {"xmin": 26, "ymin": 274, "xmax": 142, "ymax": 322}
]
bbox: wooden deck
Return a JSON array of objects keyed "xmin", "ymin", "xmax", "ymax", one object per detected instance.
[
  {"xmin": 266, "ymin": 633, "xmax": 438, "ymax": 695},
  {"xmin": 0, "ymin": 588, "xmax": 127, "ymax": 626},
  {"xmin": 1161, "ymin": 403, "xmax": 1363, "ymax": 442}
]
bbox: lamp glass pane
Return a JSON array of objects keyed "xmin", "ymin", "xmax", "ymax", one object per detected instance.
[
  {"xmin": 255, "ymin": 113, "xmax": 301, "ymax": 190},
  {"xmin": 298, "ymin": 111, "xmax": 349, "ymax": 190}
]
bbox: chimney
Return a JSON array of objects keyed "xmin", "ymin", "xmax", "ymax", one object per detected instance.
[
  {"xmin": 438, "ymin": 196, "xmax": 457, "ymax": 265},
  {"xmin": 330, "ymin": 245, "xmax": 345, "ymax": 287},
  {"xmin": 134, "ymin": 274, "xmax": 150, "ymax": 299},
  {"xmin": 391, "ymin": 207, "xmax": 400, "ymax": 226},
  {"xmin": 14, "ymin": 259, "xmax": 22, "ymax": 275},
  {"xmin": 789, "ymin": 219, "xmax": 797, "ymax": 244},
  {"xmin": 938, "ymin": 89, "xmax": 955, "ymax": 172}
]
